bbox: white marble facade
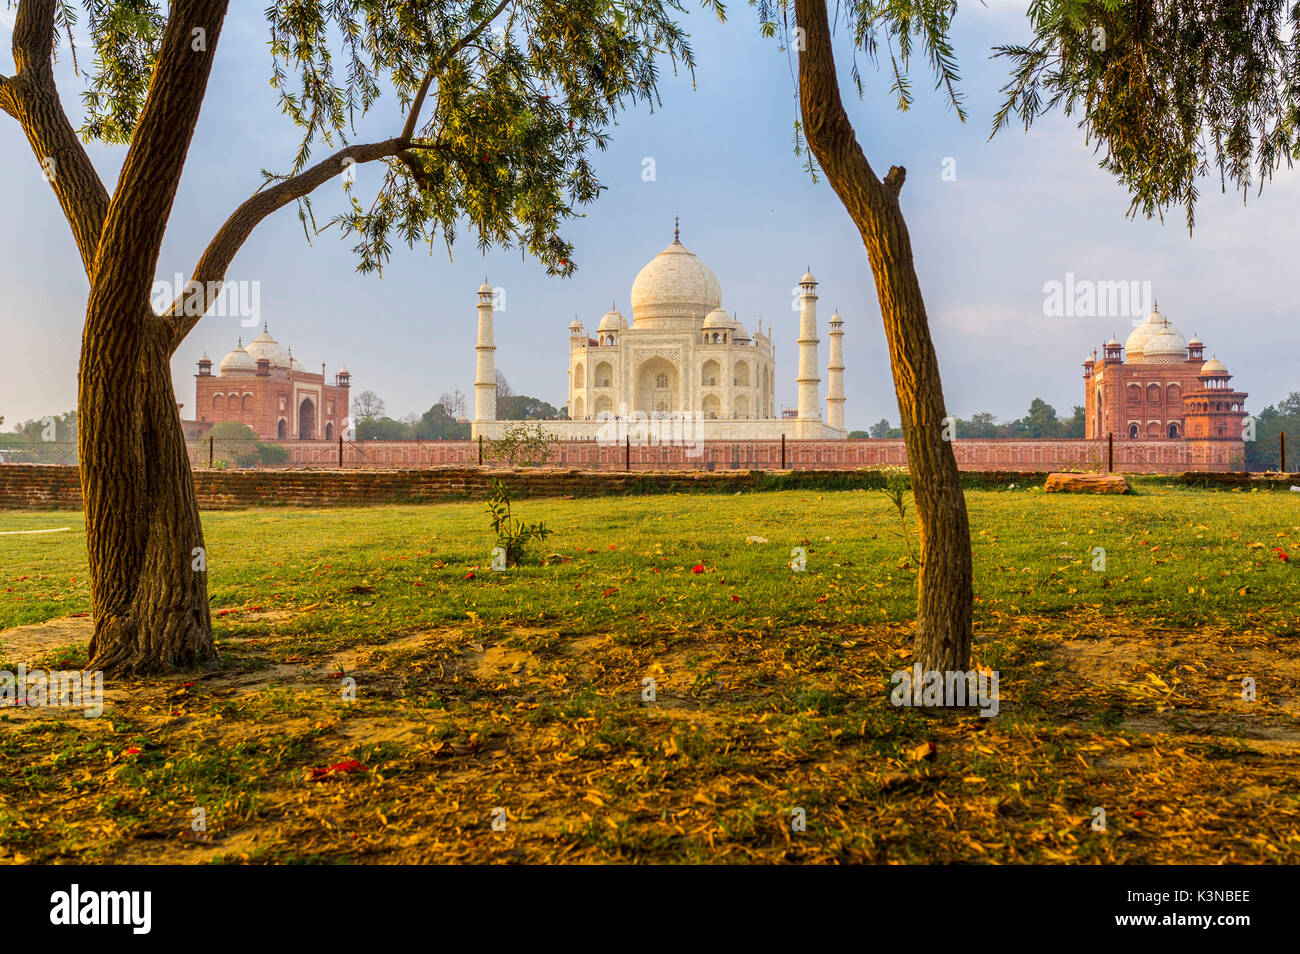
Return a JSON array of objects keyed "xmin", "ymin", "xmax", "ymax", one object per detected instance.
[{"xmin": 472, "ymin": 223, "xmax": 846, "ymax": 440}]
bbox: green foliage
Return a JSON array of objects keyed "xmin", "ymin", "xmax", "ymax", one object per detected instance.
[
  {"xmin": 497, "ymin": 394, "xmax": 560, "ymax": 421},
  {"xmin": 0, "ymin": 411, "xmax": 78, "ymax": 463},
  {"xmin": 878, "ymin": 467, "xmax": 916, "ymax": 563},
  {"xmin": 206, "ymin": 421, "xmax": 288, "ymax": 468},
  {"xmin": 484, "ymin": 422, "xmax": 557, "ymax": 466},
  {"xmin": 1246, "ymin": 391, "xmax": 1300, "ymax": 471},
  {"xmin": 868, "ymin": 418, "xmax": 903, "ymax": 439},
  {"xmin": 954, "ymin": 399, "xmax": 1086, "ymax": 439},
  {"xmin": 416, "ymin": 403, "xmax": 471, "ymax": 440},
  {"xmin": 755, "ymin": 0, "xmax": 966, "ymax": 115},
  {"xmin": 992, "ymin": 0, "xmax": 1300, "ymax": 231},
  {"xmin": 484, "ymin": 478, "xmax": 551, "ymax": 566},
  {"xmin": 57, "ymin": 0, "xmax": 717, "ymax": 276},
  {"xmin": 356, "ymin": 417, "xmax": 413, "ymax": 441}
]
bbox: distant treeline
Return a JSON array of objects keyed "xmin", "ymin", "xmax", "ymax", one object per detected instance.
[
  {"xmin": 850, "ymin": 398, "xmax": 1086, "ymax": 441},
  {"xmin": 350, "ymin": 375, "xmax": 560, "ymax": 441}
]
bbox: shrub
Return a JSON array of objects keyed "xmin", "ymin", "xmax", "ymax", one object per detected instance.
[{"xmin": 485, "ymin": 479, "xmax": 552, "ymax": 566}]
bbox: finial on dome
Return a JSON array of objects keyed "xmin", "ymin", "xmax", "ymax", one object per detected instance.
[
  {"xmin": 673, "ymin": 216, "xmax": 680, "ymax": 243},
  {"xmin": 237, "ymin": 336, "xmax": 242, "ymax": 346},
  {"xmin": 264, "ymin": 321, "xmax": 269, "ymax": 333}
]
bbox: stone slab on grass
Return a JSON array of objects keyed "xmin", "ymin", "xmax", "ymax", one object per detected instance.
[{"xmin": 1044, "ymin": 472, "xmax": 1131, "ymax": 494}]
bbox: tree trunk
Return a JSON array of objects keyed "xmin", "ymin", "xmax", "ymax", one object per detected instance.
[
  {"xmin": 82, "ymin": 317, "xmax": 214, "ymax": 673},
  {"xmin": 795, "ymin": 0, "xmax": 973, "ymax": 674}
]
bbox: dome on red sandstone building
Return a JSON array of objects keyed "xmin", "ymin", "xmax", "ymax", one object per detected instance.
[
  {"xmin": 1126, "ymin": 304, "xmax": 1187, "ymax": 363},
  {"xmin": 245, "ymin": 325, "xmax": 291, "ymax": 368},
  {"xmin": 219, "ymin": 339, "xmax": 256, "ymax": 373}
]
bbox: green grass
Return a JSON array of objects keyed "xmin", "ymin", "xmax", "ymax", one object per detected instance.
[
  {"xmin": 3, "ymin": 481, "xmax": 1297, "ymax": 638},
  {"xmin": 1, "ymin": 482, "xmax": 1298, "ymax": 864}
]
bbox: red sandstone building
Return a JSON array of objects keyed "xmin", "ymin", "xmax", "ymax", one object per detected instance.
[
  {"xmin": 1084, "ymin": 304, "xmax": 1247, "ymax": 460},
  {"xmin": 191, "ymin": 326, "xmax": 351, "ymax": 440}
]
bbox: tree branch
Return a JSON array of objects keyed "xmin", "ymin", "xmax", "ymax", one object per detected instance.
[
  {"xmin": 89, "ymin": 0, "xmax": 230, "ymax": 327},
  {"xmin": 401, "ymin": 0, "xmax": 513, "ymax": 141},
  {"xmin": 162, "ymin": 137, "xmax": 411, "ymax": 350},
  {"xmin": 162, "ymin": 0, "xmax": 511, "ymax": 354},
  {"xmin": 12, "ymin": 0, "xmax": 57, "ymax": 81},
  {"xmin": 2, "ymin": 0, "xmax": 111, "ymax": 277},
  {"xmin": 794, "ymin": 0, "xmax": 886, "ymax": 220}
]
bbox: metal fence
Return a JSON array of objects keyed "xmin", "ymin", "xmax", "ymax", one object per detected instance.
[{"xmin": 0, "ymin": 441, "xmax": 79, "ymax": 466}]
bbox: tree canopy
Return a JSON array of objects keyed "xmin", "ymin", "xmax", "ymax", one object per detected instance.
[{"xmin": 993, "ymin": 0, "xmax": 1300, "ymax": 231}]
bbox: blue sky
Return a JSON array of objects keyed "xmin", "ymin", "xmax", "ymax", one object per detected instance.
[{"xmin": 2, "ymin": 2, "xmax": 1296, "ymax": 432}]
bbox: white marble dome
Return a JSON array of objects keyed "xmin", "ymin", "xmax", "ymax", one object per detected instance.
[
  {"xmin": 219, "ymin": 340, "xmax": 256, "ymax": 373},
  {"xmin": 245, "ymin": 326, "xmax": 290, "ymax": 368},
  {"xmin": 630, "ymin": 234, "xmax": 722, "ymax": 327},
  {"xmin": 598, "ymin": 309, "xmax": 626, "ymax": 332},
  {"xmin": 1143, "ymin": 325, "xmax": 1188, "ymax": 362},
  {"xmin": 702, "ymin": 307, "xmax": 731, "ymax": 330},
  {"xmin": 1125, "ymin": 314, "xmax": 1158, "ymax": 356},
  {"xmin": 1201, "ymin": 355, "xmax": 1229, "ymax": 375},
  {"xmin": 1126, "ymin": 305, "xmax": 1186, "ymax": 363}
]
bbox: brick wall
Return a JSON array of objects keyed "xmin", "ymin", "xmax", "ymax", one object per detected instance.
[
  {"xmin": 186, "ymin": 436, "xmax": 1243, "ymax": 473},
  {"xmin": 4, "ymin": 462, "xmax": 1292, "ymax": 512}
]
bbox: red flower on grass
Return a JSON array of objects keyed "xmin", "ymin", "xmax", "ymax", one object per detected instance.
[
  {"xmin": 307, "ymin": 760, "xmax": 366, "ymax": 781},
  {"xmin": 691, "ymin": 564, "xmax": 705, "ymax": 574},
  {"xmin": 1274, "ymin": 548, "xmax": 1289, "ymax": 562}
]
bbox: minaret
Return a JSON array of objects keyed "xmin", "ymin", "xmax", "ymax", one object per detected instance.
[
  {"xmin": 796, "ymin": 269, "xmax": 820, "ymax": 421},
  {"xmin": 826, "ymin": 309, "xmax": 845, "ymax": 430},
  {"xmin": 474, "ymin": 280, "xmax": 496, "ymax": 423}
]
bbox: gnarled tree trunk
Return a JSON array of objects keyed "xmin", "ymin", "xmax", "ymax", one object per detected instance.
[
  {"xmin": 81, "ymin": 318, "xmax": 214, "ymax": 672},
  {"xmin": 795, "ymin": 0, "xmax": 973, "ymax": 673}
]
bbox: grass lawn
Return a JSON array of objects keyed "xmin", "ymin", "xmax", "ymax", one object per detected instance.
[{"xmin": 1, "ymin": 478, "xmax": 1298, "ymax": 863}]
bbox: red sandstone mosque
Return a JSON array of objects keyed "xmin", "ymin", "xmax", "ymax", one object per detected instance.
[
  {"xmin": 1084, "ymin": 303, "xmax": 1247, "ymax": 448},
  {"xmin": 190, "ymin": 325, "xmax": 351, "ymax": 440}
]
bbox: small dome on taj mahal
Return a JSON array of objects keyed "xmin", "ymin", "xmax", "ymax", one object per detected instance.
[
  {"xmin": 598, "ymin": 307, "xmax": 626, "ymax": 332},
  {"xmin": 702, "ymin": 307, "xmax": 731, "ymax": 330},
  {"xmin": 1201, "ymin": 355, "xmax": 1229, "ymax": 375}
]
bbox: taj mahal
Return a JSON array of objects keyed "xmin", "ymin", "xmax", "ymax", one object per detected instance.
[{"xmin": 470, "ymin": 222, "xmax": 848, "ymax": 440}]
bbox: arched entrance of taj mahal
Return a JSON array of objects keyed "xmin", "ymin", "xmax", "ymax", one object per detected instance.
[{"xmin": 635, "ymin": 357, "xmax": 679, "ymax": 415}]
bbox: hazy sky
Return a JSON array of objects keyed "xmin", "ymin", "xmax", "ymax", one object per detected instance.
[{"xmin": 2, "ymin": 2, "xmax": 1296, "ymax": 432}]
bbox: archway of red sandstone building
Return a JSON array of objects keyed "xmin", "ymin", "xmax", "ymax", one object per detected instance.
[{"xmin": 298, "ymin": 398, "xmax": 316, "ymax": 440}]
